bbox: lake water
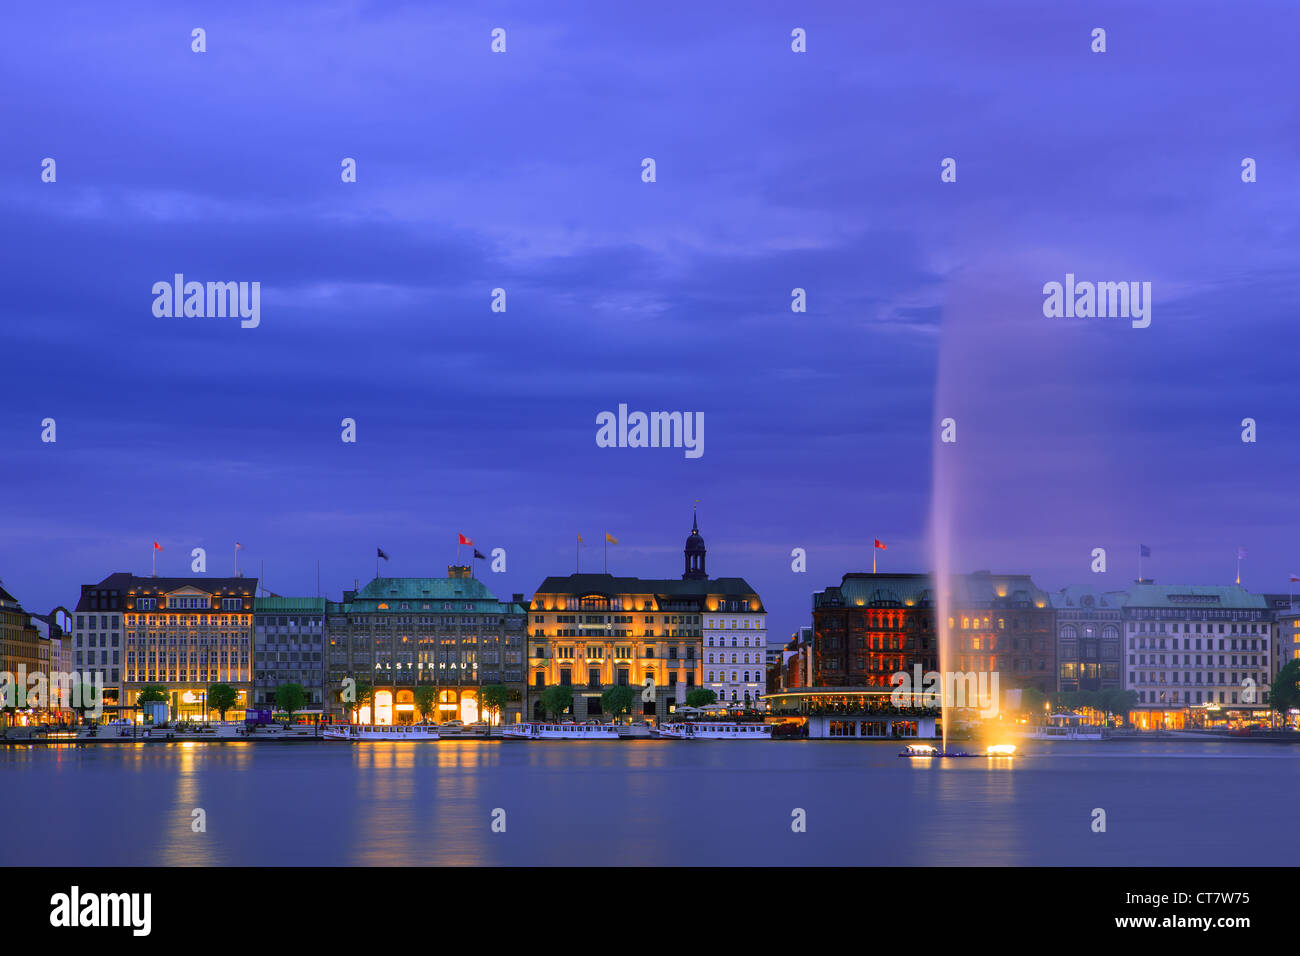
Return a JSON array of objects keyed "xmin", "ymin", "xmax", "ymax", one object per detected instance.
[{"xmin": 2, "ymin": 739, "xmax": 1295, "ymax": 866}]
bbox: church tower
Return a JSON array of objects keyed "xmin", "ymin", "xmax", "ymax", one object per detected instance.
[{"xmin": 683, "ymin": 507, "xmax": 707, "ymax": 580}]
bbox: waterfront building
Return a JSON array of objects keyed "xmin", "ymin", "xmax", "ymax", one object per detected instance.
[
  {"xmin": 809, "ymin": 573, "xmax": 938, "ymax": 688},
  {"xmin": 0, "ymin": 584, "xmax": 44, "ymax": 723},
  {"xmin": 527, "ymin": 514, "xmax": 764, "ymax": 721},
  {"xmin": 780, "ymin": 627, "xmax": 813, "ymax": 690},
  {"xmin": 1051, "ymin": 585, "xmax": 1124, "ymax": 693},
  {"xmin": 254, "ymin": 597, "xmax": 326, "ymax": 716},
  {"xmin": 76, "ymin": 574, "xmax": 257, "ymax": 721},
  {"xmin": 324, "ymin": 568, "xmax": 527, "ymax": 725},
  {"xmin": 71, "ymin": 576, "xmax": 125, "ymax": 712},
  {"xmin": 1261, "ymin": 593, "xmax": 1297, "ymax": 680},
  {"xmin": 30, "ymin": 607, "xmax": 75, "ymax": 720},
  {"xmin": 763, "ymin": 688, "xmax": 939, "ymax": 739},
  {"xmin": 1121, "ymin": 583, "xmax": 1270, "ymax": 729},
  {"xmin": 947, "ymin": 571, "xmax": 1055, "ymax": 695}
]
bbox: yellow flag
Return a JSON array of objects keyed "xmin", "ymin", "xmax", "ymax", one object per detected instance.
[
  {"xmin": 577, "ymin": 533, "xmax": 584, "ymax": 546},
  {"xmin": 605, "ymin": 532, "xmax": 618, "ymax": 544}
]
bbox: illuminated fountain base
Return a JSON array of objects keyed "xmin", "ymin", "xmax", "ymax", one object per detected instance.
[{"xmin": 900, "ymin": 743, "xmax": 1017, "ymax": 759}]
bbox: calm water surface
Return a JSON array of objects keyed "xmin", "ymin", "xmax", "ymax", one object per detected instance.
[{"xmin": 2, "ymin": 739, "xmax": 1295, "ymax": 866}]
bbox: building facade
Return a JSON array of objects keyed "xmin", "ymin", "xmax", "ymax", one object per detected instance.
[
  {"xmin": 1121, "ymin": 583, "xmax": 1270, "ymax": 729},
  {"xmin": 76, "ymin": 574, "xmax": 257, "ymax": 721},
  {"xmin": 324, "ymin": 568, "xmax": 527, "ymax": 725},
  {"xmin": 1051, "ymin": 585, "xmax": 1124, "ymax": 692},
  {"xmin": 71, "ymin": 575, "xmax": 125, "ymax": 713},
  {"xmin": 948, "ymin": 571, "xmax": 1055, "ymax": 695},
  {"xmin": 809, "ymin": 573, "xmax": 939, "ymax": 688},
  {"xmin": 254, "ymin": 597, "xmax": 326, "ymax": 715},
  {"xmin": 0, "ymin": 584, "xmax": 45, "ymax": 723},
  {"xmin": 527, "ymin": 515, "xmax": 764, "ymax": 720}
]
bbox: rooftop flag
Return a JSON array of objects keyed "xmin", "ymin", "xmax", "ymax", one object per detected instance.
[
  {"xmin": 458, "ymin": 533, "xmax": 473, "ymax": 546},
  {"xmin": 1140, "ymin": 544, "xmax": 1151, "ymax": 557},
  {"xmin": 874, "ymin": 539, "xmax": 887, "ymax": 550},
  {"xmin": 377, "ymin": 547, "xmax": 389, "ymax": 560}
]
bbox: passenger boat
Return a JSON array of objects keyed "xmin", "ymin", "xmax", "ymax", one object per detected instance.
[
  {"xmin": 502, "ymin": 721, "xmax": 621, "ymax": 740},
  {"xmin": 1023, "ymin": 714, "xmax": 1104, "ymax": 740},
  {"xmin": 655, "ymin": 721, "xmax": 772, "ymax": 740},
  {"xmin": 899, "ymin": 743, "xmax": 978, "ymax": 758},
  {"xmin": 322, "ymin": 724, "xmax": 440, "ymax": 741}
]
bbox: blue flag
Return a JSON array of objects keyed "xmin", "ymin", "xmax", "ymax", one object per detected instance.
[{"xmin": 1139, "ymin": 544, "xmax": 1151, "ymax": 557}]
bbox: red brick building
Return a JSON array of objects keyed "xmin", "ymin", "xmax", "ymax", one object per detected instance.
[{"xmin": 810, "ymin": 573, "xmax": 939, "ymax": 687}]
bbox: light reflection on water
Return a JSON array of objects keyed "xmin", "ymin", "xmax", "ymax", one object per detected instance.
[{"xmin": 2, "ymin": 740, "xmax": 1296, "ymax": 866}]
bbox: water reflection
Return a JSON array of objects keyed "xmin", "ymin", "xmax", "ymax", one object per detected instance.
[{"xmin": 2, "ymin": 740, "xmax": 1296, "ymax": 866}]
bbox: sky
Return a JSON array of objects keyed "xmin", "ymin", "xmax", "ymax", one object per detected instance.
[{"xmin": 2, "ymin": 0, "xmax": 1299, "ymax": 643}]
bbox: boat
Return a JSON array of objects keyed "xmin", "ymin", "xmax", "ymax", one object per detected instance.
[
  {"xmin": 655, "ymin": 721, "xmax": 772, "ymax": 739},
  {"xmin": 901, "ymin": 743, "xmax": 939, "ymax": 757},
  {"xmin": 322, "ymin": 724, "xmax": 440, "ymax": 741},
  {"xmin": 1023, "ymin": 714, "xmax": 1104, "ymax": 740},
  {"xmin": 502, "ymin": 721, "xmax": 621, "ymax": 740},
  {"xmin": 899, "ymin": 743, "xmax": 978, "ymax": 758}
]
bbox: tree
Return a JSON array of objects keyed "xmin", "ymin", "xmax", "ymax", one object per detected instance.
[
  {"xmin": 1019, "ymin": 686, "xmax": 1046, "ymax": 717},
  {"xmin": 1100, "ymin": 688, "xmax": 1138, "ymax": 726},
  {"xmin": 338, "ymin": 680, "xmax": 373, "ymax": 724},
  {"xmin": 274, "ymin": 683, "xmax": 306, "ymax": 723},
  {"xmin": 413, "ymin": 685, "xmax": 437, "ymax": 724},
  {"xmin": 206, "ymin": 683, "xmax": 239, "ymax": 721},
  {"xmin": 71, "ymin": 682, "xmax": 101, "ymax": 723},
  {"xmin": 1271, "ymin": 660, "xmax": 1300, "ymax": 718},
  {"xmin": 478, "ymin": 685, "xmax": 511, "ymax": 735},
  {"xmin": 686, "ymin": 688, "xmax": 718, "ymax": 709},
  {"xmin": 601, "ymin": 684, "xmax": 636, "ymax": 723},
  {"xmin": 540, "ymin": 684, "xmax": 574, "ymax": 721},
  {"xmin": 136, "ymin": 684, "xmax": 168, "ymax": 704}
]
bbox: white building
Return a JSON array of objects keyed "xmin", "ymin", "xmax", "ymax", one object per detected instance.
[
  {"xmin": 1122, "ymin": 583, "xmax": 1271, "ymax": 728},
  {"xmin": 703, "ymin": 607, "xmax": 767, "ymax": 707}
]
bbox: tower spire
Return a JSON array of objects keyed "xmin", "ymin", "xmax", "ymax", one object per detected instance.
[{"xmin": 683, "ymin": 504, "xmax": 707, "ymax": 580}]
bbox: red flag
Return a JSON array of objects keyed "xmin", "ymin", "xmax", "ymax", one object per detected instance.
[
  {"xmin": 458, "ymin": 533, "xmax": 473, "ymax": 546},
  {"xmin": 874, "ymin": 539, "xmax": 887, "ymax": 550},
  {"xmin": 1291, "ymin": 575, "xmax": 1300, "ymax": 583},
  {"xmin": 153, "ymin": 541, "xmax": 163, "ymax": 551}
]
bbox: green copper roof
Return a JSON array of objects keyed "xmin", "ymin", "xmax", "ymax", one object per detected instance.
[
  {"xmin": 1122, "ymin": 584, "xmax": 1266, "ymax": 609},
  {"xmin": 336, "ymin": 576, "xmax": 524, "ymax": 614},
  {"xmin": 255, "ymin": 597, "xmax": 326, "ymax": 612}
]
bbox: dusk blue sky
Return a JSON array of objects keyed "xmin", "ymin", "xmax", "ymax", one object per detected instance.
[{"xmin": 3, "ymin": 1, "xmax": 1298, "ymax": 642}]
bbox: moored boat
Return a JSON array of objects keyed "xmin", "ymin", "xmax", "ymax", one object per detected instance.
[
  {"xmin": 323, "ymin": 724, "xmax": 440, "ymax": 741},
  {"xmin": 503, "ymin": 721, "xmax": 621, "ymax": 740},
  {"xmin": 655, "ymin": 721, "xmax": 772, "ymax": 740},
  {"xmin": 1023, "ymin": 714, "xmax": 1104, "ymax": 740}
]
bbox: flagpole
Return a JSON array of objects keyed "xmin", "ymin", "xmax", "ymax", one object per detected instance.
[
  {"xmin": 1138, "ymin": 544, "xmax": 1142, "ymax": 584},
  {"xmin": 604, "ymin": 535, "xmax": 608, "ymax": 574}
]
